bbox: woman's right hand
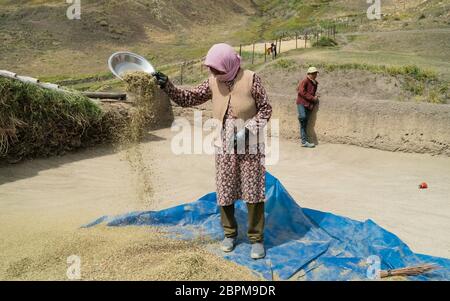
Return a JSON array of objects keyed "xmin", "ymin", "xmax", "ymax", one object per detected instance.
[{"xmin": 152, "ymin": 71, "xmax": 169, "ymax": 89}]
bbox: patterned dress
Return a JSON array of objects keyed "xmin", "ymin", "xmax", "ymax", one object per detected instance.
[{"xmin": 164, "ymin": 72, "xmax": 272, "ymax": 206}]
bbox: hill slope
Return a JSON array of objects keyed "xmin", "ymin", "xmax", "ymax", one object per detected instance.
[
  {"xmin": 0, "ymin": 0, "xmax": 449, "ymax": 78},
  {"xmin": 0, "ymin": 0, "xmax": 255, "ymax": 77},
  {"xmin": 239, "ymin": 0, "xmax": 450, "ymax": 39}
]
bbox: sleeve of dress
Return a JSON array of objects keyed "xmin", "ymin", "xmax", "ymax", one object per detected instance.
[
  {"xmin": 245, "ymin": 74, "xmax": 273, "ymax": 135},
  {"xmin": 163, "ymin": 79, "xmax": 212, "ymax": 107}
]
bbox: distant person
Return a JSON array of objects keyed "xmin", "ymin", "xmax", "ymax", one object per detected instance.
[
  {"xmin": 296, "ymin": 67, "xmax": 319, "ymax": 148},
  {"xmin": 152, "ymin": 43, "xmax": 272, "ymax": 260},
  {"xmin": 271, "ymin": 43, "xmax": 277, "ymax": 59}
]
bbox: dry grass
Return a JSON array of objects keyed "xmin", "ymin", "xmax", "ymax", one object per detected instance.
[{"xmin": 0, "ymin": 77, "xmax": 128, "ymax": 163}]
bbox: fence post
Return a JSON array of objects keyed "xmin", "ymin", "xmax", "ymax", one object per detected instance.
[
  {"xmin": 278, "ymin": 36, "xmax": 282, "ymax": 54},
  {"xmin": 296, "ymin": 33, "xmax": 298, "ymax": 49},
  {"xmin": 264, "ymin": 43, "xmax": 267, "ymax": 63},
  {"xmin": 305, "ymin": 33, "xmax": 308, "ymax": 48},
  {"xmin": 252, "ymin": 43, "xmax": 255, "ymax": 65},
  {"xmin": 180, "ymin": 62, "xmax": 184, "ymax": 85},
  {"xmin": 239, "ymin": 44, "xmax": 242, "ymax": 57}
]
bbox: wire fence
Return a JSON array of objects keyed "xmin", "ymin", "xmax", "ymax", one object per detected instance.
[{"xmin": 169, "ymin": 15, "xmax": 376, "ymax": 85}]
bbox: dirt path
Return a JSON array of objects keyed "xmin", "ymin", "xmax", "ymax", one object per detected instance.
[
  {"xmin": 237, "ymin": 38, "xmax": 312, "ymax": 54},
  {"xmin": 1, "ymin": 127, "xmax": 449, "ymax": 280}
]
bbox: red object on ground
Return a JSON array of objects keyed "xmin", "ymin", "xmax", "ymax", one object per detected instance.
[{"xmin": 419, "ymin": 182, "xmax": 428, "ymax": 189}]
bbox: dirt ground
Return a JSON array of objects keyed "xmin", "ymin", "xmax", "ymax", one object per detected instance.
[
  {"xmin": 1, "ymin": 127, "xmax": 449, "ymax": 280},
  {"xmin": 237, "ymin": 38, "xmax": 312, "ymax": 54}
]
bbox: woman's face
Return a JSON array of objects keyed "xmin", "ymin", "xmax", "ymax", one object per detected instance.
[{"xmin": 209, "ymin": 67, "xmax": 226, "ymax": 76}]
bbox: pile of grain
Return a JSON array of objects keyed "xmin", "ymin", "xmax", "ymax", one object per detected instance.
[{"xmin": 0, "ymin": 227, "xmax": 259, "ymax": 281}]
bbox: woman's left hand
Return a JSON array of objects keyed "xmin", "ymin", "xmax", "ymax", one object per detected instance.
[
  {"xmin": 152, "ymin": 71, "xmax": 169, "ymax": 89},
  {"xmin": 234, "ymin": 128, "xmax": 249, "ymax": 147}
]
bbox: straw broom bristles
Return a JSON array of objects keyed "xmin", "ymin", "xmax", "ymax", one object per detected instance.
[{"xmin": 380, "ymin": 263, "xmax": 440, "ymax": 278}]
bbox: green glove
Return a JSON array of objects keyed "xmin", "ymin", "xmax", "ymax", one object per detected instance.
[{"xmin": 152, "ymin": 71, "xmax": 169, "ymax": 89}]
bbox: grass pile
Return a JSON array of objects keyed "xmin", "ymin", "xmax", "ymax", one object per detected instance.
[{"xmin": 0, "ymin": 77, "xmax": 127, "ymax": 163}]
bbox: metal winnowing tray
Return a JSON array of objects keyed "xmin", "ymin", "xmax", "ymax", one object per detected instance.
[{"xmin": 108, "ymin": 51, "xmax": 155, "ymax": 80}]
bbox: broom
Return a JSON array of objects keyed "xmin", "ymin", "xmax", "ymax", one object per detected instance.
[{"xmin": 380, "ymin": 263, "xmax": 440, "ymax": 278}]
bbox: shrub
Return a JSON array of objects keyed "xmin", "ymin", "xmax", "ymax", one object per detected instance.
[
  {"xmin": 274, "ymin": 58, "xmax": 297, "ymax": 70},
  {"xmin": 312, "ymin": 36, "xmax": 338, "ymax": 47}
]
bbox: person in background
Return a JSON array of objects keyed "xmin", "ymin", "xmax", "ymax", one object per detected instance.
[
  {"xmin": 271, "ymin": 43, "xmax": 277, "ymax": 59},
  {"xmin": 296, "ymin": 67, "xmax": 319, "ymax": 148},
  {"xmin": 266, "ymin": 46, "xmax": 272, "ymax": 57},
  {"xmin": 152, "ymin": 43, "xmax": 272, "ymax": 260}
]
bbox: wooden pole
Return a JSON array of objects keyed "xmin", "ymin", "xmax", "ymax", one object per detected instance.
[
  {"xmin": 278, "ymin": 37, "xmax": 282, "ymax": 54},
  {"xmin": 180, "ymin": 62, "xmax": 184, "ymax": 85},
  {"xmin": 82, "ymin": 92, "xmax": 127, "ymax": 100},
  {"xmin": 16, "ymin": 75, "xmax": 39, "ymax": 84},
  {"xmin": 305, "ymin": 34, "xmax": 308, "ymax": 48},
  {"xmin": 296, "ymin": 33, "xmax": 298, "ymax": 49},
  {"xmin": 252, "ymin": 43, "xmax": 255, "ymax": 65},
  {"xmin": 39, "ymin": 82, "xmax": 60, "ymax": 90},
  {"xmin": 0, "ymin": 70, "xmax": 17, "ymax": 78},
  {"xmin": 239, "ymin": 44, "xmax": 242, "ymax": 57},
  {"xmin": 264, "ymin": 43, "xmax": 267, "ymax": 63}
]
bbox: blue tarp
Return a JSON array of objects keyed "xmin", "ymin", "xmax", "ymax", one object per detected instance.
[{"xmin": 85, "ymin": 173, "xmax": 450, "ymax": 281}]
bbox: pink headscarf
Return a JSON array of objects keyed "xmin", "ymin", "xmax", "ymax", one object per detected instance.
[{"xmin": 204, "ymin": 43, "xmax": 241, "ymax": 82}]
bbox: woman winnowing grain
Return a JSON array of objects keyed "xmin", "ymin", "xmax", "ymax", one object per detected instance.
[{"xmin": 152, "ymin": 43, "xmax": 272, "ymax": 259}]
